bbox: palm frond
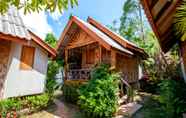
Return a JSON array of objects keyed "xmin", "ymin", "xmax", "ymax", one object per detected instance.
[{"xmin": 174, "ymin": 0, "xmax": 186, "ymax": 41}]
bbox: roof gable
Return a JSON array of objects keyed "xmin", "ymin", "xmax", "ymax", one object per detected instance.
[
  {"xmin": 57, "ymin": 16, "xmax": 134, "ymax": 56},
  {"xmin": 28, "ymin": 31, "xmax": 57, "ymax": 57}
]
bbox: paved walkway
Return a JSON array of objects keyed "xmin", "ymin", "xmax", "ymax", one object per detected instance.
[{"xmin": 22, "ymin": 99, "xmax": 84, "ymax": 118}]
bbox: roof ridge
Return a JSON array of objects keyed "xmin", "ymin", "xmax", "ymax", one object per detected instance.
[{"xmin": 87, "ymin": 17, "xmax": 146, "ymax": 54}]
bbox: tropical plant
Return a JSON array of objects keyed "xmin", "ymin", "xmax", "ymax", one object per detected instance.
[
  {"xmin": 174, "ymin": 0, "xmax": 186, "ymax": 41},
  {"xmin": 0, "ymin": 98, "xmax": 22, "ymax": 116},
  {"xmin": 45, "ymin": 33, "xmax": 57, "ymax": 48},
  {"xmin": 0, "ymin": 0, "xmax": 78, "ymax": 14},
  {"xmin": 158, "ymin": 79, "xmax": 186, "ymax": 118},
  {"xmin": 44, "ymin": 34, "xmax": 63, "ymax": 95},
  {"xmin": 78, "ymin": 64, "xmax": 120, "ymax": 118},
  {"xmin": 25, "ymin": 93, "xmax": 50, "ymax": 112},
  {"xmin": 0, "ymin": 93, "xmax": 50, "ymax": 117},
  {"xmin": 62, "ymin": 80, "xmax": 87, "ymax": 103},
  {"xmin": 46, "ymin": 59, "xmax": 63, "ymax": 95},
  {"xmin": 119, "ymin": 0, "xmax": 147, "ymax": 41}
]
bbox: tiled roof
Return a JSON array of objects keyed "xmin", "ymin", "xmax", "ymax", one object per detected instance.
[{"xmin": 0, "ymin": 6, "xmax": 30, "ymax": 40}]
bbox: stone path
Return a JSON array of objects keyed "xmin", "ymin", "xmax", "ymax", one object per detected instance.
[{"xmin": 22, "ymin": 99, "xmax": 84, "ymax": 118}]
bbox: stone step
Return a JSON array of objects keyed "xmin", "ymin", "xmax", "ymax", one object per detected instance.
[{"xmin": 117, "ymin": 102, "xmax": 142, "ymax": 117}]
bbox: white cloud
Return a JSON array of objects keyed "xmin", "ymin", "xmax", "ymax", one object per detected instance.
[
  {"xmin": 20, "ymin": 10, "xmax": 53, "ymax": 39},
  {"xmin": 49, "ymin": 9, "xmax": 63, "ymax": 21}
]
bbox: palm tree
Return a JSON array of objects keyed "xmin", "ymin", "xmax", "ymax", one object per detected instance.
[{"xmin": 174, "ymin": 1, "xmax": 186, "ymax": 41}]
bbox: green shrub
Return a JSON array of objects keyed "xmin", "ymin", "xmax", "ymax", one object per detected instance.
[
  {"xmin": 46, "ymin": 59, "xmax": 63, "ymax": 95},
  {"xmin": 62, "ymin": 80, "xmax": 87, "ymax": 103},
  {"xmin": 0, "ymin": 93, "xmax": 50, "ymax": 117},
  {"xmin": 0, "ymin": 98, "xmax": 22, "ymax": 116},
  {"xmin": 78, "ymin": 64, "xmax": 119, "ymax": 118},
  {"xmin": 25, "ymin": 93, "xmax": 50, "ymax": 112},
  {"xmin": 158, "ymin": 79, "xmax": 186, "ymax": 118}
]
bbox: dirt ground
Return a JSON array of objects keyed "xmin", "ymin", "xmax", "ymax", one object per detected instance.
[
  {"xmin": 21, "ymin": 92, "xmax": 157, "ymax": 118},
  {"xmin": 20, "ymin": 99, "xmax": 85, "ymax": 118}
]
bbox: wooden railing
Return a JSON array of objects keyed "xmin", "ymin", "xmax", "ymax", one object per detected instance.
[
  {"xmin": 67, "ymin": 69, "xmax": 91, "ymax": 80},
  {"xmin": 120, "ymin": 72, "xmax": 138, "ymax": 83}
]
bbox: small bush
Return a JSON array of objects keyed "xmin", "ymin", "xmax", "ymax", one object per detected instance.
[
  {"xmin": 78, "ymin": 64, "xmax": 119, "ymax": 118},
  {"xmin": 0, "ymin": 93, "xmax": 50, "ymax": 117},
  {"xmin": 25, "ymin": 93, "xmax": 50, "ymax": 112},
  {"xmin": 158, "ymin": 79, "xmax": 186, "ymax": 118},
  {"xmin": 62, "ymin": 80, "xmax": 87, "ymax": 103},
  {"xmin": 0, "ymin": 98, "xmax": 22, "ymax": 117}
]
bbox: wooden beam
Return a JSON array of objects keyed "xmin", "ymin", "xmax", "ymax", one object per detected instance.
[
  {"xmin": 66, "ymin": 40, "xmax": 96, "ymax": 49},
  {"xmin": 151, "ymin": 0, "xmax": 168, "ymax": 19},
  {"xmin": 28, "ymin": 30, "xmax": 57, "ymax": 58},
  {"xmin": 0, "ymin": 33, "xmax": 28, "ymax": 45},
  {"xmin": 112, "ymin": 47, "xmax": 133, "ymax": 58},
  {"xmin": 140, "ymin": 0, "xmax": 161, "ymax": 40},
  {"xmin": 158, "ymin": 13, "xmax": 173, "ymax": 36},
  {"xmin": 156, "ymin": 0, "xmax": 181, "ymax": 27}
]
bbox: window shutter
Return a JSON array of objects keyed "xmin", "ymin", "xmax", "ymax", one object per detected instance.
[{"xmin": 20, "ymin": 46, "xmax": 35, "ymax": 70}]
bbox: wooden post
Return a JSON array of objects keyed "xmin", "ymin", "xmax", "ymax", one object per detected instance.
[
  {"xmin": 111, "ymin": 50, "xmax": 116, "ymax": 70},
  {"xmin": 99, "ymin": 45, "xmax": 102, "ymax": 63},
  {"xmin": 64, "ymin": 49, "xmax": 68, "ymax": 80}
]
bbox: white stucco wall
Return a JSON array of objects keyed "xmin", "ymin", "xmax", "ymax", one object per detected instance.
[{"xmin": 3, "ymin": 42, "xmax": 48, "ymax": 98}]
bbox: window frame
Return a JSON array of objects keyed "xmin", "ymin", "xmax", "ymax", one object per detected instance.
[{"xmin": 20, "ymin": 45, "xmax": 35, "ymax": 70}]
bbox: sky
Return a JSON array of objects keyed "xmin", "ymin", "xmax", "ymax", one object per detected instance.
[{"xmin": 20, "ymin": 0, "xmax": 125, "ymax": 40}]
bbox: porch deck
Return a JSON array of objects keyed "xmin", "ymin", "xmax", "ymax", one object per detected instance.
[{"xmin": 67, "ymin": 69, "xmax": 91, "ymax": 80}]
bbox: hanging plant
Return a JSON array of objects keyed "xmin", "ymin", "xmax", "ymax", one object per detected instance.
[{"xmin": 174, "ymin": 0, "xmax": 186, "ymax": 41}]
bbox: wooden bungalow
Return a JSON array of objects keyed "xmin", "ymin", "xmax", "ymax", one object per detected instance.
[
  {"xmin": 140, "ymin": 0, "xmax": 186, "ymax": 81},
  {"xmin": 0, "ymin": 6, "xmax": 56, "ymax": 99},
  {"xmin": 57, "ymin": 16, "xmax": 147, "ymax": 85}
]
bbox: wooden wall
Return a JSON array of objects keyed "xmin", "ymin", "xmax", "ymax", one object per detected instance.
[
  {"xmin": 0, "ymin": 39, "xmax": 11, "ymax": 98},
  {"xmin": 81, "ymin": 44, "xmax": 99, "ymax": 68},
  {"xmin": 101, "ymin": 47, "xmax": 111, "ymax": 65},
  {"xmin": 66, "ymin": 28, "xmax": 99, "ymax": 69},
  {"xmin": 116, "ymin": 53, "xmax": 139, "ymax": 83}
]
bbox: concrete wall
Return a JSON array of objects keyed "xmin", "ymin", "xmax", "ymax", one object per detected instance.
[{"xmin": 3, "ymin": 42, "xmax": 48, "ymax": 98}]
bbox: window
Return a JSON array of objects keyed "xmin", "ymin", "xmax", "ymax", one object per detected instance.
[{"xmin": 20, "ymin": 46, "xmax": 35, "ymax": 70}]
